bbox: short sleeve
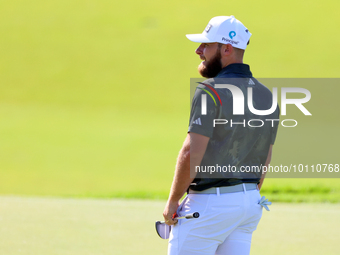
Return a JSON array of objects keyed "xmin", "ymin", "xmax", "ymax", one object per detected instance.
[{"xmin": 188, "ymin": 84, "xmax": 219, "ymax": 138}]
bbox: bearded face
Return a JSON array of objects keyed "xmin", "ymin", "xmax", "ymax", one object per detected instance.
[{"xmin": 198, "ymin": 47, "xmax": 223, "ymax": 78}]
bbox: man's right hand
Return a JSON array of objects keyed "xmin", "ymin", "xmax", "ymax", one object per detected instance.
[{"xmin": 162, "ymin": 200, "xmax": 179, "ymax": 226}]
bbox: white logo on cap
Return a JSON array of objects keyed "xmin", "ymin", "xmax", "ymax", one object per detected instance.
[{"xmin": 205, "ymin": 24, "xmax": 212, "ymax": 33}]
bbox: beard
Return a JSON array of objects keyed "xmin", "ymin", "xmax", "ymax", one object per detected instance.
[{"xmin": 198, "ymin": 49, "xmax": 223, "ymax": 78}]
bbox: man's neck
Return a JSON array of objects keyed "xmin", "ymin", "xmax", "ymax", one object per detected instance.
[{"xmin": 221, "ymin": 58, "xmax": 243, "ymax": 68}]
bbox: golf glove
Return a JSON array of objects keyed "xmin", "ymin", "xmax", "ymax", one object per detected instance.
[{"xmin": 258, "ymin": 196, "xmax": 272, "ymax": 211}]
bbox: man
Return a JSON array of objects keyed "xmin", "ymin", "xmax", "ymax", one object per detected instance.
[{"xmin": 163, "ymin": 16, "xmax": 279, "ymax": 255}]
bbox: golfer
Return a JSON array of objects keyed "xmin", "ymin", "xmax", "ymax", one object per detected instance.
[{"xmin": 163, "ymin": 16, "xmax": 280, "ymax": 255}]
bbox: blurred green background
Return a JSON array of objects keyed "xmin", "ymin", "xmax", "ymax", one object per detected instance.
[{"xmin": 0, "ymin": 0, "xmax": 339, "ymax": 201}]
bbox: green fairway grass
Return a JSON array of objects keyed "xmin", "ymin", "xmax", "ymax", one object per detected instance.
[
  {"xmin": 0, "ymin": 0, "xmax": 339, "ymax": 200},
  {"xmin": 0, "ymin": 196, "xmax": 339, "ymax": 255}
]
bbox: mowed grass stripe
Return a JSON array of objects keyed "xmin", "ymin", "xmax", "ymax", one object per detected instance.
[{"xmin": 0, "ymin": 196, "xmax": 339, "ymax": 255}]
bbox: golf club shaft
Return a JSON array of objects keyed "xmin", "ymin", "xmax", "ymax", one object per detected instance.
[{"xmin": 160, "ymin": 212, "xmax": 199, "ymax": 223}]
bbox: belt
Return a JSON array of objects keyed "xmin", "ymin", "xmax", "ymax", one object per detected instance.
[{"xmin": 189, "ymin": 183, "xmax": 258, "ymax": 194}]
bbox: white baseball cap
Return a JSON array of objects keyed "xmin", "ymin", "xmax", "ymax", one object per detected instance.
[{"xmin": 186, "ymin": 16, "xmax": 252, "ymax": 50}]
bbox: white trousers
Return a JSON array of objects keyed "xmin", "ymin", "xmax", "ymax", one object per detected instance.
[{"xmin": 168, "ymin": 187, "xmax": 263, "ymax": 255}]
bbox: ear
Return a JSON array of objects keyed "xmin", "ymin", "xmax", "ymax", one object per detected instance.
[{"xmin": 220, "ymin": 43, "xmax": 233, "ymax": 56}]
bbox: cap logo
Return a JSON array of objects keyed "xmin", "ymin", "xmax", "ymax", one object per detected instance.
[
  {"xmin": 221, "ymin": 37, "xmax": 239, "ymax": 45},
  {"xmin": 229, "ymin": 31, "xmax": 236, "ymax": 39},
  {"xmin": 205, "ymin": 24, "xmax": 212, "ymax": 33}
]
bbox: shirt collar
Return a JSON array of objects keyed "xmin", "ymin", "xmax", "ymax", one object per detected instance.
[{"xmin": 216, "ymin": 63, "xmax": 253, "ymax": 78}]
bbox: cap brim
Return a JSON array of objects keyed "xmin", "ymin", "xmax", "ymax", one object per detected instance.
[{"xmin": 186, "ymin": 33, "xmax": 214, "ymax": 43}]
